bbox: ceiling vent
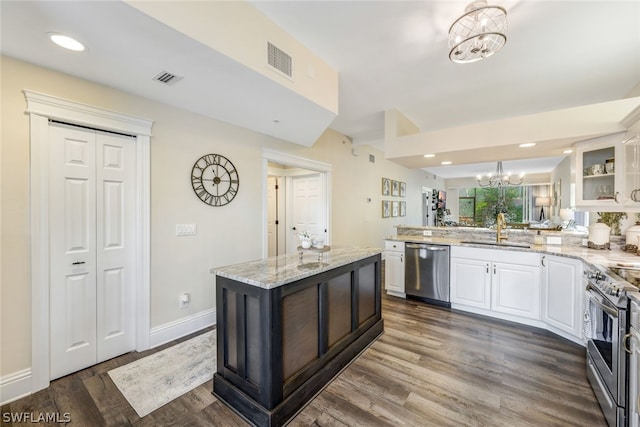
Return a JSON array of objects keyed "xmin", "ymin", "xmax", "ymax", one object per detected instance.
[
  {"xmin": 267, "ymin": 42, "xmax": 293, "ymax": 78},
  {"xmin": 152, "ymin": 71, "xmax": 183, "ymax": 86}
]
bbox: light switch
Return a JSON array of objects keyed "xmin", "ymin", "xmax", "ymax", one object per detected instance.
[
  {"xmin": 547, "ymin": 236, "xmax": 562, "ymax": 245},
  {"xmin": 176, "ymin": 224, "xmax": 197, "ymax": 236}
]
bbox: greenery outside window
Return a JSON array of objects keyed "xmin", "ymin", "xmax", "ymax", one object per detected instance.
[{"xmin": 459, "ymin": 187, "xmax": 526, "ymax": 226}]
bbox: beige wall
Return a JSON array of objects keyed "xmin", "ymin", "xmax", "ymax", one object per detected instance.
[{"xmin": 0, "ymin": 55, "xmax": 434, "ymax": 378}]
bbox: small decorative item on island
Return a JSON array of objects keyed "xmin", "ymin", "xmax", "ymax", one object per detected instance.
[
  {"xmin": 298, "ymin": 230, "xmax": 313, "ymax": 249},
  {"xmin": 588, "ymin": 220, "xmax": 611, "ymax": 250}
]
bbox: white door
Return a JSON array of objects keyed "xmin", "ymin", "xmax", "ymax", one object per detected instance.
[
  {"xmin": 288, "ymin": 174, "xmax": 326, "ymax": 252},
  {"xmin": 49, "ymin": 124, "xmax": 136, "ymax": 379},
  {"xmin": 267, "ymin": 176, "xmax": 278, "ymax": 256}
]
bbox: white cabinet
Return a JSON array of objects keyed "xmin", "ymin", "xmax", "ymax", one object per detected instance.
[
  {"xmin": 541, "ymin": 255, "xmax": 583, "ymax": 340},
  {"xmin": 574, "ymin": 132, "xmax": 640, "ymax": 210},
  {"xmin": 492, "ymin": 262, "xmax": 541, "ymax": 320},
  {"xmin": 451, "ymin": 258, "xmax": 491, "ymax": 309},
  {"xmin": 384, "ymin": 240, "xmax": 405, "ymax": 297},
  {"xmin": 450, "ymin": 247, "xmax": 541, "ymax": 321}
]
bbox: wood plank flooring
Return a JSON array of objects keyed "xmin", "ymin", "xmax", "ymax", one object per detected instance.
[{"xmin": 2, "ymin": 295, "xmax": 607, "ymax": 426}]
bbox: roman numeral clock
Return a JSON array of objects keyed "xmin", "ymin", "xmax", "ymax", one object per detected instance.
[{"xmin": 191, "ymin": 154, "xmax": 239, "ymax": 206}]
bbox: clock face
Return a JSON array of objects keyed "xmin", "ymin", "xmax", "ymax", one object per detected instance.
[{"xmin": 191, "ymin": 154, "xmax": 239, "ymax": 206}]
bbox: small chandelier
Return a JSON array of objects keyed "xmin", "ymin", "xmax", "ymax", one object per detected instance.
[
  {"xmin": 477, "ymin": 161, "xmax": 523, "ymax": 188},
  {"xmin": 448, "ymin": 0, "xmax": 508, "ymax": 64}
]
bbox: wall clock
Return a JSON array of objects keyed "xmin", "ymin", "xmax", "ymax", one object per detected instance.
[{"xmin": 191, "ymin": 154, "xmax": 239, "ymax": 206}]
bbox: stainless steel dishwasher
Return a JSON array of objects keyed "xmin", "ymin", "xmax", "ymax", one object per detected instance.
[{"xmin": 404, "ymin": 243, "xmax": 450, "ymax": 307}]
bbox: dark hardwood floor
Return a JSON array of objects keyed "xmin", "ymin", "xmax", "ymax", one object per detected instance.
[{"xmin": 2, "ymin": 295, "xmax": 607, "ymax": 426}]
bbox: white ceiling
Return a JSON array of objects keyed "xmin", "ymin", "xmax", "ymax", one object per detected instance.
[{"xmin": 2, "ymin": 0, "xmax": 639, "ymax": 179}]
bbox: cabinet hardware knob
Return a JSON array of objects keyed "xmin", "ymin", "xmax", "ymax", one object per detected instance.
[
  {"xmin": 72, "ymin": 261, "xmax": 85, "ymax": 265},
  {"xmin": 624, "ymin": 333, "xmax": 633, "ymax": 354}
]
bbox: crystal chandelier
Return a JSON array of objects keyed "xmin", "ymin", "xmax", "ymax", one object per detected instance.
[
  {"xmin": 477, "ymin": 161, "xmax": 523, "ymax": 188},
  {"xmin": 448, "ymin": 0, "xmax": 508, "ymax": 64}
]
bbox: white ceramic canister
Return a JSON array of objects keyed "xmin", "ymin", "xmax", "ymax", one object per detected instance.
[
  {"xmin": 627, "ymin": 222, "xmax": 640, "ymax": 252},
  {"xmin": 588, "ymin": 220, "xmax": 611, "ymax": 249}
]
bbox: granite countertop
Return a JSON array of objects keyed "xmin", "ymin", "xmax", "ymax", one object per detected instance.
[
  {"xmin": 387, "ymin": 235, "xmax": 640, "ymax": 270},
  {"xmin": 211, "ymin": 247, "xmax": 382, "ymax": 289}
]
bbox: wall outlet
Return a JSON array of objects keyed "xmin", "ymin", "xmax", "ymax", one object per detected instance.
[
  {"xmin": 176, "ymin": 224, "xmax": 197, "ymax": 236},
  {"xmin": 179, "ymin": 292, "xmax": 190, "ymax": 309},
  {"xmin": 582, "ymin": 238, "xmax": 589, "ymax": 247},
  {"xmin": 423, "ymin": 230, "xmax": 432, "ymax": 237},
  {"xmin": 546, "ymin": 236, "xmax": 562, "ymax": 245}
]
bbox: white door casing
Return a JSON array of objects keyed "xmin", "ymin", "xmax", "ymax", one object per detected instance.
[
  {"xmin": 261, "ymin": 149, "xmax": 331, "ymax": 259},
  {"xmin": 267, "ymin": 176, "xmax": 278, "ymax": 257},
  {"xmin": 26, "ymin": 90, "xmax": 152, "ymax": 393}
]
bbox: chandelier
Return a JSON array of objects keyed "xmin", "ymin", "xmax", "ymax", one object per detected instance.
[
  {"xmin": 448, "ymin": 0, "xmax": 508, "ymax": 64},
  {"xmin": 477, "ymin": 161, "xmax": 523, "ymax": 188}
]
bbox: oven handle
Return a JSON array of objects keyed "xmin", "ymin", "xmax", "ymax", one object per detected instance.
[
  {"xmin": 586, "ymin": 288, "xmax": 618, "ymax": 318},
  {"xmin": 624, "ymin": 333, "xmax": 633, "ymax": 354}
]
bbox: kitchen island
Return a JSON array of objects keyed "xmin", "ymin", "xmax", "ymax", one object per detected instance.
[{"xmin": 210, "ymin": 247, "xmax": 383, "ymax": 427}]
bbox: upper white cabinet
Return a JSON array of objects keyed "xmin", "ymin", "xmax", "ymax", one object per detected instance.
[{"xmin": 575, "ymin": 132, "xmax": 640, "ymax": 210}]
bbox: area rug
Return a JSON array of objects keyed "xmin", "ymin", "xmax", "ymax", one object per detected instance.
[{"xmin": 108, "ymin": 330, "xmax": 216, "ymax": 417}]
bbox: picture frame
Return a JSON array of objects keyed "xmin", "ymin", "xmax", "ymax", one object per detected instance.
[
  {"xmin": 391, "ymin": 180, "xmax": 399, "ymax": 197},
  {"xmin": 381, "ymin": 178, "xmax": 390, "ymax": 196},
  {"xmin": 399, "ymin": 201, "xmax": 406, "ymax": 217},
  {"xmin": 382, "ymin": 200, "xmax": 390, "ymax": 218},
  {"xmin": 392, "ymin": 201, "xmax": 399, "ymax": 217},
  {"xmin": 399, "ymin": 182, "xmax": 406, "ymax": 197}
]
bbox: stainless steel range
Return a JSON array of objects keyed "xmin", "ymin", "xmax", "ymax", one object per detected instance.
[{"xmin": 584, "ymin": 265, "xmax": 640, "ymax": 427}]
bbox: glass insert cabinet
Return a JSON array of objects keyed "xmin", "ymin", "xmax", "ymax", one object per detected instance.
[{"xmin": 575, "ymin": 132, "xmax": 640, "ymax": 209}]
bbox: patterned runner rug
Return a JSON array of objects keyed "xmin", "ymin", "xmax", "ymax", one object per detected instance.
[{"xmin": 108, "ymin": 330, "xmax": 216, "ymax": 417}]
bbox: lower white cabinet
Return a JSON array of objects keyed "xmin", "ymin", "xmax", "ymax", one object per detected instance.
[
  {"xmin": 450, "ymin": 258, "xmax": 491, "ymax": 309},
  {"xmin": 541, "ymin": 255, "xmax": 583, "ymax": 339},
  {"xmin": 451, "ymin": 246, "xmax": 541, "ymax": 321},
  {"xmin": 384, "ymin": 240, "xmax": 405, "ymax": 296}
]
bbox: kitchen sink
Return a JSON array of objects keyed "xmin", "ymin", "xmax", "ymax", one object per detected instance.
[{"xmin": 460, "ymin": 240, "xmax": 531, "ymax": 249}]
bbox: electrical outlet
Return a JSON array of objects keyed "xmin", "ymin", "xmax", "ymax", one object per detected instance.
[
  {"xmin": 179, "ymin": 292, "xmax": 190, "ymax": 309},
  {"xmin": 423, "ymin": 230, "xmax": 432, "ymax": 237},
  {"xmin": 582, "ymin": 238, "xmax": 589, "ymax": 247},
  {"xmin": 176, "ymin": 224, "xmax": 197, "ymax": 236},
  {"xmin": 547, "ymin": 236, "xmax": 562, "ymax": 245}
]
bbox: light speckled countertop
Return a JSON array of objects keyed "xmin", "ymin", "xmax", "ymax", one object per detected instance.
[
  {"xmin": 211, "ymin": 247, "xmax": 382, "ymax": 289},
  {"xmin": 388, "ymin": 235, "xmax": 640, "ymax": 270}
]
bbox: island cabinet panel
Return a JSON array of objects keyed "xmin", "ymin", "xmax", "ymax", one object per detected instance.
[
  {"xmin": 282, "ymin": 285, "xmax": 319, "ymax": 380},
  {"xmin": 213, "ymin": 253, "xmax": 383, "ymax": 427},
  {"xmin": 327, "ymin": 273, "xmax": 352, "ymax": 347}
]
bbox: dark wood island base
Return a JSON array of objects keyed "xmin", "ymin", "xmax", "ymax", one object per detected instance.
[{"xmin": 212, "ymin": 251, "xmax": 383, "ymax": 427}]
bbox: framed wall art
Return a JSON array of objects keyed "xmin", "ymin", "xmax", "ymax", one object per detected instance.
[
  {"xmin": 392, "ymin": 201, "xmax": 399, "ymax": 217},
  {"xmin": 399, "ymin": 201, "xmax": 406, "ymax": 217},
  {"xmin": 399, "ymin": 182, "xmax": 406, "ymax": 197},
  {"xmin": 382, "ymin": 178, "xmax": 390, "ymax": 196},
  {"xmin": 391, "ymin": 180, "xmax": 399, "ymax": 197},
  {"xmin": 382, "ymin": 200, "xmax": 390, "ymax": 218}
]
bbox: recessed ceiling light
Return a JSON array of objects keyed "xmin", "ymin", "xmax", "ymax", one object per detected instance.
[
  {"xmin": 441, "ymin": 161, "xmax": 452, "ymax": 165},
  {"xmin": 563, "ymin": 149, "xmax": 573, "ymax": 154},
  {"xmin": 518, "ymin": 143, "xmax": 536, "ymax": 148},
  {"xmin": 423, "ymin": 154, "xmax": 435, "ymax": 158},
  {"xmin": 49, "ymin": 33, "xmax": 85, "ymax": 52}
]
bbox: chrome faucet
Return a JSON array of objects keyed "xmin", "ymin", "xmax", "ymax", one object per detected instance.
[{"xmin": 496, "ymin": 212, "xmax": 508, "ymax": 242}]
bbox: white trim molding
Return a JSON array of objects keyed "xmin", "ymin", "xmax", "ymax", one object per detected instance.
[
  {"xmin": 0, "ymin": 369, "xmax": 32, "ymax": 406},
  {"xmin": 261, "ymin": 149, "xmax": 332, "ymax": 258},
  {"xmin": 149, "ymin": 309, "xmax": 216, "ymax": 349},
  {"xmin": 25, "ymin": 90, "xmax": 153, "ymax": 394}
]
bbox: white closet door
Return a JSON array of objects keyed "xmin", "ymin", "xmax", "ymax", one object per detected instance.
[
  {"xmin": 289, "ymin": 174, "xmax": 325, "ymax": 253},
  {"xmin": 49, "ymin": 125, "xmax": 136, "ymax": 379},
  {"xmin": 96, "ymin": 131, "xmax": 136, "ymax": 361},
  {"xmin": 49, "ymin": 125, "xmax": 98, "ymax": 379}
]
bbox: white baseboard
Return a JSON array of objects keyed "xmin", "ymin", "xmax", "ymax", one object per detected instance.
[
  {"xmin": 149, "ymin": 308, "xmax": 216, "ymax": 349},
  {"xmin": 0, "ymin": 368, "xmax": 32, "ymax": 406}
]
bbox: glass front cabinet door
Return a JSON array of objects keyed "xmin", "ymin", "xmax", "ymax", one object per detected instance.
[{"xmin": 575, "ymin": 134, "xmax": 624, "ymax": 209}]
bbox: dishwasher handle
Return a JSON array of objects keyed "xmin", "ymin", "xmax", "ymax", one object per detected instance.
[{"xmin": 406, "ymin": 243, "xmax": 448, "ymax": 251}]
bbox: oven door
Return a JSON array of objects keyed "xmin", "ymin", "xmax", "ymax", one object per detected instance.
[{"xmin": 586, "ymin": 287, "xmax": 624, "ymax": 404}]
